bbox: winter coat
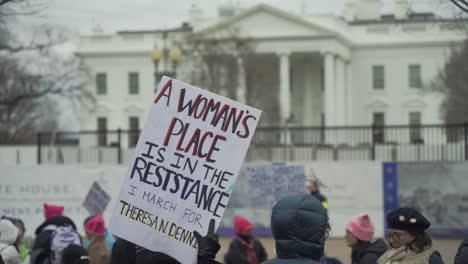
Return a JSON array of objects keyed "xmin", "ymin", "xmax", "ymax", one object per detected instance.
[
  {"xmin": 352, "ymin": 238, "xmax": 388, "ymax": 264},
  {"xmin": 83, "ymin": 229, "xmax": 115, "ymax": 251},
  {"xmin": 377, "ymin": 246, "xmax": 444, "ymax": 264},
  {"xmin": 225, "ymin": 238, "xmax": 268, "ymax": 264},
  {"xmin": 30, "ymin": 216, "xmax": 78, "ymax": 264},
  {"xmin": 455, "ymin": 239, "xmax": 468, "ymax": 264},
  {"xmin": 0, "ymin": 244, "xmax": 19, "ymax": 264},
  {"xmin": 0, "ymin": 219, "xmax": 20, "ymax": 264},
  {"xmin": 135, "ymin": 249, "xmax": 221, "ymax": 264},
  {"xmin": 110, "ymin": 238, "xmax": 135, "ymax": 264},
  {"xmin": 262, "ymin": 194, "xmax": 328, "ymax": 264},
  {"xmin": 87, "ymin": 235, "xmax": 110, "ymax": 264}
]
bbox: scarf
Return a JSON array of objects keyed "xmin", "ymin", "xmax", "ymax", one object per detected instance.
[
  {"xmin": 378, "ymin": 246, "xmax": 435, "ymax": 264},
  {"xmin": 235, "ymin": 235, "xmax": 258, "ymax": 264}
]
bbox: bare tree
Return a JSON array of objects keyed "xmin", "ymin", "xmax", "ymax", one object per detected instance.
[
  {"xmin": 179, "ymin": 27, "xmax": 281, "ymax": 125},
  {"xmin": 449, "ymin": 0, "xmax": 468, "ymax": 13},
  {"xmin": 0, "ymin": 0, "xmax": 93, "ymax": 143},
  {"xmin": 431, "ymin": 40, "xmax": 468, "ymax": 125}
]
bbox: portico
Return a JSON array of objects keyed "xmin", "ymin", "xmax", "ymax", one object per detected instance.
[{"xmin": 195, "ymin": 4, "xmax": 352, "ymax": 127}]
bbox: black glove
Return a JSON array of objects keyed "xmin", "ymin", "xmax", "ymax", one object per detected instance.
[{"xmin": 193, "ymin": 219, "xmax": 220, "ymax": 260}]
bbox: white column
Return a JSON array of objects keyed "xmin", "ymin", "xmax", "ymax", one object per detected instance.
[
  {"xmin": 323, "ymin": 52, "xmax": 335, "ymax": 127},
  {"xmin": 236, "ymin": 56, "xmax": 247, "ymax": 104},
  {"xmin": 346, "ymin": 61, "xmax": 352, "ymax": 126},
  {"xmin": 335, "ymin": 57, "xmax": 347, "ymax": 126},
  {"xmin": 278, "ymin": 51, "xmax": 291, "ymax": 124}
]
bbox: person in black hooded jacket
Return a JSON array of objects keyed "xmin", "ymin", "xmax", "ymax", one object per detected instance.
[
  {"xmin": 263, "ymin": 194, "xmax": 329, "ymax": 264},
  {"xmin": 345, "ymin": 215, "xmax": 387, "ymax": 264},
  {"xmin": 455, "ymin": 238, "xmax": 468, "ymax": 264}
]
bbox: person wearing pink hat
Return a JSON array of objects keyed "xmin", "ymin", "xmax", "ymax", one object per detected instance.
[
  {"xmin": 84, "ymin": 215, "xmax": 110, "ymax": 264},
  {"xmin": 43, "ymin": 203, "xmax": 64, "ymax": 219},
  {"xmin": 345, "ymin": 214, "xmax": 387, "ymax": 264},
  {"xmin": 224, "ymin": 216, "xmax": 267, "ymax": 264}
]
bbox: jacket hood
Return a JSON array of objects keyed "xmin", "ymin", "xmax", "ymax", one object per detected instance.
[
  {"xmin": 271, "ymin": 194, "xmax": 327, "ymax": 261},
  {"xmin": 0, "ymin": 219, "xmax": 19, "ymax": 245}
]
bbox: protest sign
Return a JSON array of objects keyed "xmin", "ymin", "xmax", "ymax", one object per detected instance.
[
  {"xmin": 245, "ymin": 163, "xmax": 306, "ymax": 207},
  {"xmin": 82, "ymin": 182, "xmax": 111, "ymax": 215},
  {"xmin": 109, "ymin": 76, "xmax": 261, "ymax": 264}
]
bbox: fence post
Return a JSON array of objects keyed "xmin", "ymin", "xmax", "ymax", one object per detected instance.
[
  {"xmin": 117, "ymin": 128, "xmax": 122, "ymax": 164},
  {"xmin": 465, "ymin": 123, "xmax": 468, "ymax": 161},
  {"xmin": 371, "ymin": 125, "xmax": 376, "ymax": 160},
  {"xmin": 37, "ymin": 133, "xmax": 42, "ymax": 165}
]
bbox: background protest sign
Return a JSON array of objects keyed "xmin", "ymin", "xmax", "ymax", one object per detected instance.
[
  {"xmin": 82, "ymin": 182, "xmax": 111, "ymax": 215},
  {"xmin": 109, "ymin": 76, "xmax": 261, "ymax": 264},
  {"xmin": 245, "ymin": 163, "xmax": 306, "ymax": 207}
]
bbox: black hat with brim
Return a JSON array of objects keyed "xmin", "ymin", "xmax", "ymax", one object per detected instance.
[{"xmin": 387, "ymin": 207, "xmax": 430, "ymax": 233}]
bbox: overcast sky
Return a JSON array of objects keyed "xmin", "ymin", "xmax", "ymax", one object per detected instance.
[{"xmin": 26, "ymin": 0, "xmax": 442, "ymax": 35}]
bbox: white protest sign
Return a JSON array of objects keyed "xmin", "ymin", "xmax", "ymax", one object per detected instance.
[
  {"xmin": 82, "ymin": 182, "xmax": 111, "ymax": 215},
  {"xmin": 109, "ymin": 77, "xmax": 261, "ymax": 264},
  {"xmin": 245, "ymin": 163, "xmax": 307, "ymax": 207}
]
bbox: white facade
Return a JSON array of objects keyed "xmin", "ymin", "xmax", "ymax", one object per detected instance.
[{"xmin": 77, "ymin": 0, "xmax": 464, "ymax": 137}]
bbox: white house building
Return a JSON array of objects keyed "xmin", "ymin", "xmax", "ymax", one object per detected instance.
[{"xmin": 77, "ymin": 0, "xmax": 465, "ymax": 150}]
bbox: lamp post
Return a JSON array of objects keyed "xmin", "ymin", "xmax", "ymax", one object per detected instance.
[{"xmin": 151, "ymin": 31, "xmax": 182, "ymax": 92}]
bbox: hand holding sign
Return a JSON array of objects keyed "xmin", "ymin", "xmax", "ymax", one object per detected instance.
[{"xmin": 194, "ymin": 219, "xmax": 220, "ymax": 260}]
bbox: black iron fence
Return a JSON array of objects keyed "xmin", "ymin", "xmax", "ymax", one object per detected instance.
[{"xmin": 36, "ymin": 123, "xmax": 468, "ymax": 164}]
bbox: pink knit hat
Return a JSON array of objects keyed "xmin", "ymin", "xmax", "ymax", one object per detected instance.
[
  {"xmin": 233, "ymin": 216, "xmax": 253, "ymax": 234},
  {"xmin": 346, "ymin": 214, "xmax": 374, "ymax": 242},
  {"xmin": 44, "ymin": 203, "xmax": 64, "ymax": 219},
  {"xmin": 84, "ymin": 215, "xmax": 105, "ymax": 234}
]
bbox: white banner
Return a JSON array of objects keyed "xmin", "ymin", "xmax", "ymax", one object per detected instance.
[
  {"xmin": 245, "ymin": 164, "xmax": 307, "ymax": 207},
  {"xmin": 222, "ymin": 162, "xmax": 384, "ymax": 238},
  {"xmin": 304, "ymin": 162, "xmax": 384, "ymax": 237},
  {"xmin": 109, "ymin": 77, "xmax": 261, "ymax": 264},
  {"xmin": 0, "ymin": 165, "xmax": 125, "ymax": 234}
]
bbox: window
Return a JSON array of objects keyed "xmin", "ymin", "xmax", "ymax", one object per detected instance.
[
  {"xmin": 372, "ymin": 65, "xmax": 385, "ymax": 90},
  {"xmin": 372, "ymin": 112, "xmax": 385, "ymax": 143},
  {"xmin": 97, "ymin": 117, "xmax": 107, "ymax": 146},
  {"xmin": 128, "ymin": 116, "xmax": 139, "ymax": 147},
  {"xmin": 96, "ymin": 73, "xmax": 107, "ymax": 95},
  {"xmin": 129, "ymin": 72, "xmax": 139, "ymax": 94},
  {"xmin": 409, "ymin": 112, "xmax": 422, "ymax": 143},
  {"xmin": 409, "ymin": 64, "xmax": 421, "ymax": 88}
]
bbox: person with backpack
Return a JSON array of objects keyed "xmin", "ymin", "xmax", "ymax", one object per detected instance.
[
  {"xmin": 43, "ymin": 204, "xmax": 64, "ymax": 219},
  {"xmin": 224, "ymin": 216, "xmax": 267, "ymax": 264},
  {"xmin": 345, "ymin": 215, "xmax": 387, "ymax": 264},
  {"xmin": 61, "ymin": 245, "xmax": 90, "ymax": 264},
  {"xmin": 262, "ymin": 193, "xmax": 329, "ymax": 264},
  {"xmin": 377, "ymin": 207, "xmax": 444, "ymax": 264},
  {"xmin": 83, "ymin": 215, "xmax": 110, "ymax": 264},
  {"xmin": 30, "ymin": 215, "xmax": 81, "ymax": 264},
  {"xmin": 0, "ymin": 219, "xmax": 20, "ymax": 264}
]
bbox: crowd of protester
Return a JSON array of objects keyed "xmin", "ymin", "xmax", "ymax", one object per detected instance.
[{"xmin": 0, "ymin": 186, "xmax": 466, "ymax": 264}]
